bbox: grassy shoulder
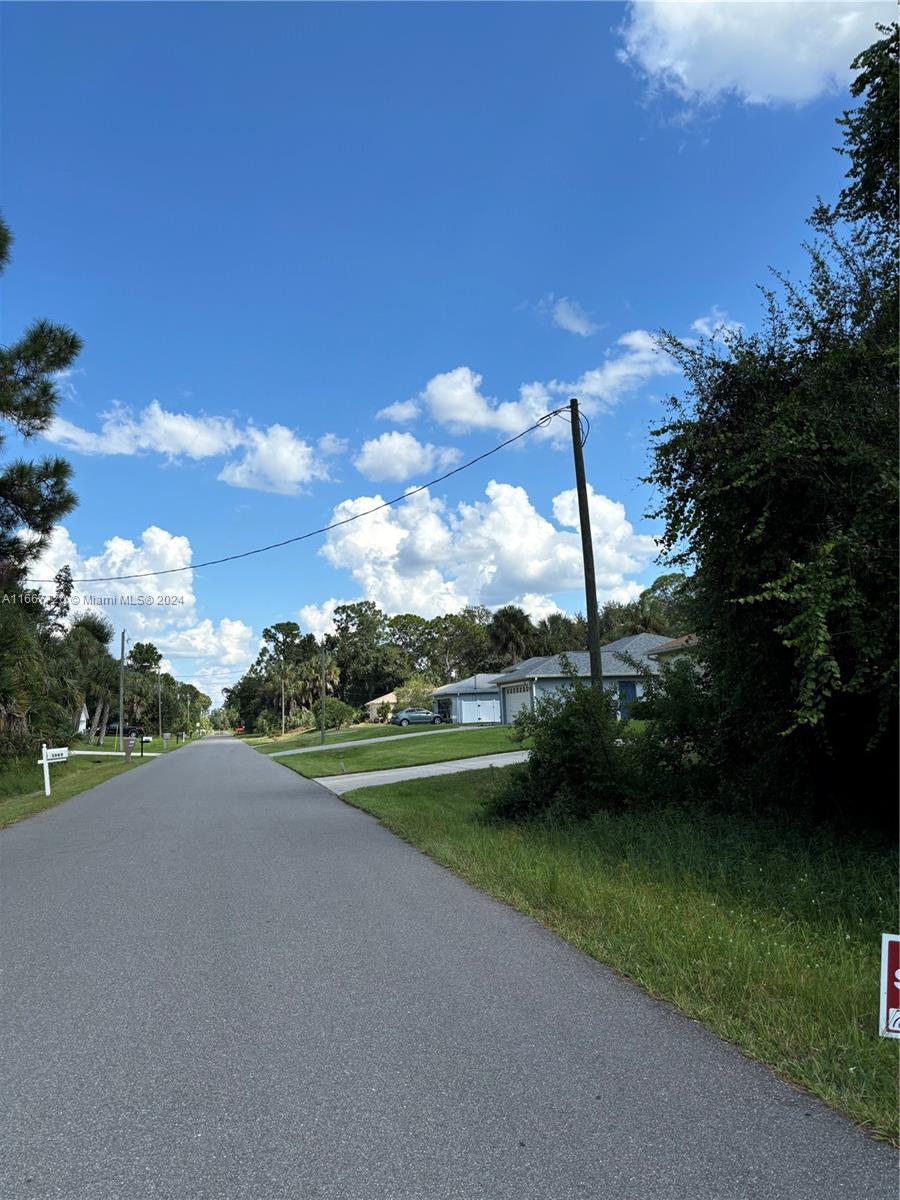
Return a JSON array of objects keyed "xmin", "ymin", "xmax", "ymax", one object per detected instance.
[
  {"xmin": 343, "ymin": 766, "xmax": 899, "ymax": 1143},
  {"xmin": 0, "ymin": 752, "xmax": 150, "ymax": 828},
  {"xmin": 276, "ymin": 726, "xmax": 523, "ymax": 778},
  {"xmin": 244, "ymin": 723, "xmax": 455, "ymax": 756}
]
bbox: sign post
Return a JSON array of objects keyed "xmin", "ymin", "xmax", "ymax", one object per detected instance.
[
  {"xmin": 37, "ymin": 744, "xmax": 69, "ymax": 797},
  {"xmin": 879, "ymin": 933, "xmax": 900, "ymax": 1038}
]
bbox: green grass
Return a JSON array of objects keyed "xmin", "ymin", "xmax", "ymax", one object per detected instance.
[
  {"xmin": 274, "ymin": 725, "xmax": 523, "ymax": 778},
  {"xmin": 343, "ymin": 767, "xmax": 899, "ymax": 1143},
  {"xmin": 244, "ymin": 722, "xmax": 457, "ymax": 756},
  {"xmin": 0, "ymin": 752, "xmax": 150, "ymax": 828}
]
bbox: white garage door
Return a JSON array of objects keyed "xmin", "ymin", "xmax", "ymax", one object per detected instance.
[
  {"xmin": 503, "ymin": 685, "xmax": 532, "ymax": 723},
  {"xmin": 460, "ymin": 698, "xmax": 501, "ymax": 724}
]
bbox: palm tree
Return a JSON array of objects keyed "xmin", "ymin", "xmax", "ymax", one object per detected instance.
[{"xmin": 487, "ymin": 605, "xmax": 535, "ymax": 667}]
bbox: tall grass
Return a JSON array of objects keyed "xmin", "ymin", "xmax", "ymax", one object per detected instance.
[{"xmin": 345, "ymin": 767, "xmax": 899, "ymax": 1142}]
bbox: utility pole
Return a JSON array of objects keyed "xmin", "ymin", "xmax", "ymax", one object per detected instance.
[
  {"xmin": 569, "ymin": 397, "xmax": 604, "ymax": 691},
  {"xmin": 157, "ymin": 665, "xmax": 162, "ymax": 739},
  {"xmin": 117, "ymin": 630, "xmax": 126, "ymax": 752},
  {"xmin": 319, "ymin": 641, "xmax": 327, "ymax": 746},
  {"xmin": 281, "ymin": 653, "xmax": 286, "ymax": 737}
]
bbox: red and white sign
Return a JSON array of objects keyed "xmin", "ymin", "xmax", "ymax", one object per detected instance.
[{"xmin": 879, "ymin": 933, "xmax": 900, "ymax": 1039}]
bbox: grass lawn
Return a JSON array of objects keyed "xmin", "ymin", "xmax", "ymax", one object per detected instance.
[
  {"xmin": 343, "ymin": 767, "xmax": 899, "ymax": 1143},
  {"xmin": 245, "ymin": 723, "xmax": 457, "ymax": 756},
  {"xmin": 274, "ymin": 725, "xmax": 523, "ymax": 778},
  {"xmin": 0, "ymin": 752, "xmax": 150, "ymax": 828}
]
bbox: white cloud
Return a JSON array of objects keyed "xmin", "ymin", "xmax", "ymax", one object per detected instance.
[
  {"xmin": 298, "ymin": 598, "xmax": 345, "ymax": 640},
  {"xmin": 550, "ymin": 295, "xmax": 600, "ymax": 337},
  {"xmin": 353, "ymin": 431, "xmax": 462, "ymax": 483},
  {"xmin": 218, "ymin": 425, "xmax": 330, "ymax": 495},
  {"xmin": 376, "ymin": 399, "xmax": 420, "ymax": 423},
  {"xmin": 317, "ymin": 433, "xmax": 348, "ymax": 457},
  {"xmin": 618, "ymin": 1, "xmax": 894, "ymax": 106},
  {"xmin": 548, "ymin": 329, "xmax": 677, "ymax": 408},
  {"xmin": 316, "ymin": 479, "xmax": 656, "ymax": 619},
  {"xmin": 45, "ymin": 401, "xmax": 333, "ymax": 496},
  {"xmin": 690, "ymin": 306, "xmax": 743, "ymax": 339},
  {"xmin": 25, "ymin": 524, "xmax": 257, "ymax": 703}
]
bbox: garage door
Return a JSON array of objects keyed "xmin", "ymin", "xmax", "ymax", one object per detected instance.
[
  {"xmin": 503, "ymin": 685, "xmax": 532, "ymax": 723},
  {"xmin": 460, "ymin": 698, "xmax": 501, "ymax": 724}
]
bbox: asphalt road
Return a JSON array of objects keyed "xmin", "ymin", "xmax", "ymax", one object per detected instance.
[
  {"xmin": 1, "ymin": 738, "xmax": 894, "ymax": 1200},
  {"xmin": 319, "ymin": 750, "xmax": 530, "ymax": 794}
]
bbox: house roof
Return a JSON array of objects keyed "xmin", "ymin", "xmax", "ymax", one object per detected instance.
[
  {"xmin": 365, "ymin": 692, "xmax": 397, "ymax": 707},
  {"xmin": 432, "ymin": 673, "xmax": 503, "ymax": 697},
  {"xmin": 496, "ymin": 634, "xmax": 673, "ymax": 685},
  {"xmin": 649, "ymin": 634, "xmax": 699, "ymax": 656}
]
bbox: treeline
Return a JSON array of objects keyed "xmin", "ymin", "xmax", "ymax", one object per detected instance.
[
  {"xmin": 494, "ymin": 24, "xmax": 898, "ymax": 831},
  {"xmin": 220, "ymin": 574, "xmax": 691, "ymax": 734}
]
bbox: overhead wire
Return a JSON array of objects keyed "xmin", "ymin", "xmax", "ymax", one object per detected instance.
[{"xmin": 27, "ymin": 404, "xmax": 578, "ymax": 584}]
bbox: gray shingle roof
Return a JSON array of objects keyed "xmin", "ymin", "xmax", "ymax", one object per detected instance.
[
  {"xmin": 432, "ymin": 673, "xmax": 503, "ymax": 697},
  {"xmin": 496, "ymin": 634, "xmax": 672, "ymax": 685}
]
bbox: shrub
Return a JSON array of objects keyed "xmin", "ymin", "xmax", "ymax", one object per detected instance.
[
  {"xmin": 318, "ymin": 697, "xmax": 357, "ymax": 731},
  {"xmin": 482, "ymin": 673, "xmax": 632, "ymax": 823}
]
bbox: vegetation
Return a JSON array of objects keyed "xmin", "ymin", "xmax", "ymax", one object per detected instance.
[
  {"xmin": 640, "ymin": 23, "xmax": 898, "ymax": 827},
  {"xmin": 274, "ymin": 725, "xmax": 522, "ymax": 778},
  {"xmin": 224, "ymin": 576, "xmax": 689, "ymax": 734},
  {"xmin": 0, "ymin": 750, "xmax": 150, "ymax": 828},
  {"xmin": 344, "ymin": 767, "xmax": 898, "ymax": 1142}
]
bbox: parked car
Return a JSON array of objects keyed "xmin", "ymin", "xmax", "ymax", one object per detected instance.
[
  {"xmin": 103, "ymin": 720, "xmax": 143, "ymax": 737},
  {"xmin": 390, "ymin": 708, "xmax": 443, "ymax": 726}
]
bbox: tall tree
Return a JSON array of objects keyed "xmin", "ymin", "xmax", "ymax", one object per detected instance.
[
  {"xmin": 486, "ymin": 605, "xmax": 535, "ymax": 668},
  {"xmin": 645, "ymin": 25, "xmax": 897, "ymax": 822},
  {"xmin": 0, "ymin": 218, "xmax": 82, "ymax": 583}
]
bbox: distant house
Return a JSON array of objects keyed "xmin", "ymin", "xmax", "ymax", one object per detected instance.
[
  {"xmin": 648, "ymin": 633, "xmax": 699, "ymax": 665},
  {"xmin": 432, "ymin": 673, "xmax": 503, "ymax": 724},
  {"xmin": 495, "ymin": 633, "xmax": 673, "ymax": 723},
  {"xmin": 364, "ymin": 691, "xmax": 397, "ymax": 722}
]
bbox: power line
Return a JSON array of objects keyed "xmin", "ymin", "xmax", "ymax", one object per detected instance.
[{"xmin": 27, "ymin": 406, "xmax": 572, "ymax": 584}]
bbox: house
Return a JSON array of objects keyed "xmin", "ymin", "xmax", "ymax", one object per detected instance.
[
  {"xmin": 431, "ymin": 673, "xmax": 503, "ymax": 724},
  {"xmin": 364, "ymin": 691, "xmax": 397, "ymax": 722},
  {"xmin": 495, "ymin": 633, "xmax": 673, "ymax": 723},
  {"xmin": 648, "ymin": 633, "xmax": 699, "ymax": 665}
]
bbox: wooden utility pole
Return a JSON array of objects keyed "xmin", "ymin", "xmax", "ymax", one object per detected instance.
[
  {"xmin": 569, "ymin": 397, "xmax": 604, "ymax": 690},
  {"xmin": 157, "ymin": 665, "xmax": 163, "ymax": 739},
  {"xmin": 319, "ymin": 641, "xmax": 327, "ymax": 746},
  {"xmin": 117, "ymin": 630, "xmax": 126, "ymax": 752}
]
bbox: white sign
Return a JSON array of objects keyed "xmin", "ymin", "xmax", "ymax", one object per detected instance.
[{"xmin": 36, "ymin": 744, "xmax": 69, "ymax": 796}]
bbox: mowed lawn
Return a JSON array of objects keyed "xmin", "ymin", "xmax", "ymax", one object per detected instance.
[
  {"xmin": 0, "ymin": 753, "xmax": 150, "ymax": 828},
  {"xmin": 244, "ymin": 723, "xmax": 454, "ymax": 756},
  {"xmin": 343, "ymin": 767, "xmax": 899, "ymax": 1143},
  {"xmin": 274, "ymin": 726, "xmax": 523, "ymax": 778}
]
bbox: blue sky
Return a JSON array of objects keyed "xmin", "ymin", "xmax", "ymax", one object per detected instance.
[{"xmin": 2, "ymin": 1, "xmax": 891, "ymax": 700}]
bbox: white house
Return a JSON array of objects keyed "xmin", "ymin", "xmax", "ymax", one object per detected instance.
[
  {"xmin": 364, "ymin": 691, "xmax": 397, "ymax": 722},
  {"xmin": 496, "ymin": 634, "xmax": 673, "ymax": 723},
  {"xmin": 431, "ymin": 673, "xmax": 503, "ymax": 724}
]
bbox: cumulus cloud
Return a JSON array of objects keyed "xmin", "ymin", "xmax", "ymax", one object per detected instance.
[
  {"xmin": 45, "ymin": 400, "xmax": 335, "ymax": 496},
  {"xmin": 353, "ymin": 432, "xmax": 462, "ymax": 483},
  {"xmin": 218, "ymin": 425, "xmax": 330, "ymax": 495},
  {"xmin": 376, "ymin": 399, "xmax": 420, "ymax": 423},
  {"xmin": 25, "ymin": 524, "xmax": 256, "ymax": 702},
  {"xmin": 315, "ymin": 479, "xmax": 655, "ymax": 619},
  {"xmin": 618, "ymin": 1, "xmax": 893, "ymax": 106},
  {"xmin": 298, "ymin": 598, "xmax": 346, "ymax": 639}
]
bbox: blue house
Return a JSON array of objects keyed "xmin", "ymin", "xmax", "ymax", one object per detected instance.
[{"xmin": 495, "ymin": 633, "xmax": 672, "ymax": 723}]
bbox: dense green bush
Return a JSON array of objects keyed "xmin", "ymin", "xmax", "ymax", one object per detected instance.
[
  {"xmin": 482, "ymin": 672, "xmax": 631, "ymax": 823},
  {"xmin": 318, "ymin": 697, "xmax": 357, "ymax": 731}
]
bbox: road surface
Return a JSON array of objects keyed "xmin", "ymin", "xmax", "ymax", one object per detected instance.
[
  {"xmin": 317, "ymin": 749, "xmax": 529, "ymax": 793},
  {"xmin": 1, "ymin": 738, "xmax": 894, "ymax": 1200}
]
